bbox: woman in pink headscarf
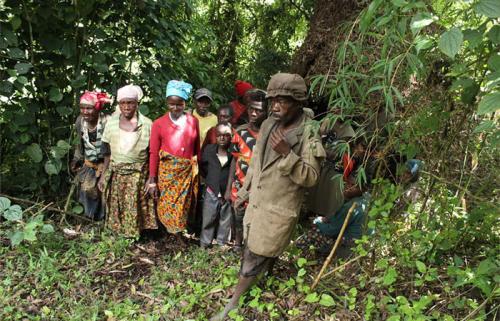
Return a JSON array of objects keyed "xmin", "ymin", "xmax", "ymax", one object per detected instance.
[{"xmin": 71, "ymin": 91, "xmax": 111, "ymax": 220}]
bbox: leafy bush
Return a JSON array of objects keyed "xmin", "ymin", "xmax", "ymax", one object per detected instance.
[{"xmin": 0, "ymin": 197, "xmax": 54, "ymax": 246}]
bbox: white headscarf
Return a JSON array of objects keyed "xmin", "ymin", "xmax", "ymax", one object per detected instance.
[{"xmin": 117, "ymin": 84, "xmax": 144, "ymax": 102}]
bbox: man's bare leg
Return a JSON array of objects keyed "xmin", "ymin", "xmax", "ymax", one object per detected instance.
[{"xmin": 210, "ymin": 275, "xmax": 256, "ymax": 321}]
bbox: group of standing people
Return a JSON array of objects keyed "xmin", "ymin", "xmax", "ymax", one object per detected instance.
[
  {"xmin": 72, "ymin": 81, "xmax": 200, "ymax": 241},
  {"xmin": 71, "ymin": 73, "xmax": 420, "ymax": 319},
  {"xmin": 71, "ymin": 77, "xmax": 274, "ymax": 246}
]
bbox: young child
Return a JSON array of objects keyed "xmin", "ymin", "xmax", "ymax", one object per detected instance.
[{"xmin": 199, "ymin": 123, "xmax": 233, "ymax": 248}]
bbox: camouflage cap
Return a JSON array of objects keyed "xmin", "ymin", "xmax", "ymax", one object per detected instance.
[{"xmin": 266, "ymin": 73, "xmax": 307, "ymax": 101}]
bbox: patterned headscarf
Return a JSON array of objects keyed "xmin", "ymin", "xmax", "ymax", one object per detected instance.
[
  {"xmin": 166, "ymin": 80, "xmax": 192, "ymax": 101},
  {"xmin": 79, "ymin": 91, "xmax": 112, "ymax": 111}
]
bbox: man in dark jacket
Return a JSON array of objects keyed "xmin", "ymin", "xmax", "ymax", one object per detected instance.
[{"xmin": 199, "ymin": 123, "xmax": 233, "ymax": 248}]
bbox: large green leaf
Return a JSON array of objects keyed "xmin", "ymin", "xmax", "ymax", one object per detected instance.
[
  {"xmin": 383, "ymin": 267, "xmax": 398, "ymax": 286},
  {"xmin": 477, "ymin": 258, "xmax": 498, "ymax": 276},
  {"xmin": 0, "ymin": 81, "xmax": 13, "ymax": 96},
  {"xmin": 461, "ymin": 81, "xmax": 480, "ymax": 105},
  {"xmin": 477, "ymin": 92, "xmax": 500, "ymax": 115},
  {"xmin": 41, "ymin": 224, "xmax": 55, "ymax": 234},
  {"xmin": 10, "ymin": 231, "xmax": 24, "ymax": 246},
  {"xmin": 23, "ymin": 227, "xmax": 37, "ymax": 242},
  {"xmin": 8, "ymin": 48, "xmax": 25, "ymax": 59},
  {"xmin": 463, "ymin": 29, "xmax": 483, "ymax": 49},
  {"xmin": 416, "ymin": 260, "xmax": 427, "ymax": 274},
  {"xmin": 473, "ymin": 120, "xmax": 495, "ymax": 133},
  {"xmin": 16, "ymin": 76, "xmax": 28, "ymax": 85},
  {"xmin": 414, "ymin": 35, "xmax": 433, "ymax": 53},
  {"xmin": 410, "ymin": 12, "xmax": 435, "ymax": 35},
  {"xmin": 72, "ymin": 205, "xmax": 83, "ymax": 214},
  {"xmin": 319, "ymin": 294, "xmax": 335, "ymax": 307},
  {"xmin": 3, "ymin": 205, "xmax": 22, "ymax": 221},
  {"xmin": 487, "ymin": 53, "xmax": 500, "ymax": 71},
  {"xmin": 44, "ymin": 159, "xmax": 62, "ymax": 175},
  {"xmin": 56, "ymin": 140, "xmax": 71, "ymax": 151},
  {"xmin": 0, "ymin": 197, "xmax": 11, "ymax": 213},
  {"xmin": 49, "ymin": 87, "xmax": 63, "ymax": 102},
  {"xmin": 304, "ymin": 292, "xmax": 319, "ymax": 303},
  {"xmin": 26, "ymin": 143, "xmax": 43, "ymax": 163},
  {"xmin": 438, "ymin": 27, "xmax": 463, "ymax": 59},
  {"xmin": 50, "ymin": 146, "xmax": 69, "ymax": 159},
  {"xmin": 10, "ymin": 17, "xmax": 21, "ymax": 30},
  {"xmin": 474, "ymin": 0, "xmax": 500, "ymax": 18},
  {"xmin": 487, "ymin": 25, "xmax": 500, "ymax": 44},
  {"xmin": 14, "ymin": 63, "xmax": 32, "ymax": 75}
]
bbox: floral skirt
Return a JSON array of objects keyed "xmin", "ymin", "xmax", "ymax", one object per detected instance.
[
  {"xmin": 105, "ymin": 162, "xmax": 158, "ymax": 238},
  {"xmin": 157, "ymin": 150, "xmax": 198, "ymax": 234}
]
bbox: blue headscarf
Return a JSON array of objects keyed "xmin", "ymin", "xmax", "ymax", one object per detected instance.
[{"xmin": 166, "ymin": 80, "xmax": 192, "ymax": 101}]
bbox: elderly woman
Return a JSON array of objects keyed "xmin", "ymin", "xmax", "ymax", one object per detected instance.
[
  {"xmin": 146, "ymin": 80, "xmax": 200, "ymax": 244},
  {"xmin": 71, "ymin": 91, "xmax": 112, "ymax": 220},
  {"xmin": 98, "ymin": 85, "xmax": 157, "ymax": 238}
]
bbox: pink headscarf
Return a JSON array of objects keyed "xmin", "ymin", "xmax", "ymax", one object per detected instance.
[{"xmin": 79, "ymin": 91, "xmax": 112, "ymax": 111}]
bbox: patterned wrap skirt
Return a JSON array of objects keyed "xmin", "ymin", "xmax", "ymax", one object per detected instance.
[
  {"xmin": 157, "ymin": 150, "xmax": 199, "ymax": 234},
  {"xmin": 105, "ymin": 161, "xmax": 158, "ymax": 238}
]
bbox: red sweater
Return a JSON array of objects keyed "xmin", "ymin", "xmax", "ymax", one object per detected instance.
[{"xmin": 149, "ymin": 113, "xmax": 200, "ymax": 177}]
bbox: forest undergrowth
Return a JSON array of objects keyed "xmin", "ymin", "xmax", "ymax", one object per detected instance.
[{"xmin": 1, "ymin": 175, "xmax": 498, "ymax": 321}]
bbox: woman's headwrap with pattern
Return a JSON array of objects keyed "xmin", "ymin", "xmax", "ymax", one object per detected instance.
[{"xmin": 79, "ymin": 91, "xmax": 112, "ymax": 111}]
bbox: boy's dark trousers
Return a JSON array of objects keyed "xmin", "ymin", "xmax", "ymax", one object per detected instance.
[{"xmin": 200, "ymin": 188, "xmax": 232, "ymax": 247}]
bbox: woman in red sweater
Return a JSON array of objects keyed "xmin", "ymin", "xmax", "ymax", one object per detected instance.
[{"xmin": 146, "ymin": 80, "xmax": 200, "ymax": 243}]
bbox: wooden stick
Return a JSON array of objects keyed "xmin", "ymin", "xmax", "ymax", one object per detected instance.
[
  {"xmin": 311, "ymin": 202, "xmax": 357, "ymax": 290},
  {"xmin": 0, "ymin": 193, "xmax": 95, "ymax": 223},
  {"xmin": 60, "ymin": 183, "xmax": 76, "ymax": 225},
  {"xmin": 320, "ymin": 254, "xmax": 363, "ymax": 280}
]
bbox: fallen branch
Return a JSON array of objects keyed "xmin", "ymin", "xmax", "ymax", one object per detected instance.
[
  {"xmin": 136, "ymin": 291, "xmax": 163, "ymax": 303},
  {"xmin": 311, "ymin": 202, "xmax": 357, "ymax": 290},
  {"xmin": 460, "ymin": 285, "xmax": 498, "ymax": 321},
  {"xmin": 0, "ymin": 193, "xmax": 95, "ymax": 223}
]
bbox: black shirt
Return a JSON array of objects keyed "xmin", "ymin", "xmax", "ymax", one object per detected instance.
[{"xmin": 200, "ymin": 144, "xmax": 232, "ymax": 196}]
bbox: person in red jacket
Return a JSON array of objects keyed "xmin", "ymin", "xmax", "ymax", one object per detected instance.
[
  {"xmin": 146, "ymin": 80, "xmax": 200, "ymax": 245},
  {"xmin": 229, "ymin": 80, "xmax": 253, "ymax": 126}
]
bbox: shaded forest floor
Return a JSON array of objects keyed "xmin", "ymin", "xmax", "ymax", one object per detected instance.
[{"xmin": 0, "ymin": 225, "xmax": 355, "ymax": 321}]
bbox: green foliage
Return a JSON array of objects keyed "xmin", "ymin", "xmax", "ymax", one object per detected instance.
[
  {"xmin": 0, "ymin": 0, "xmax": 311, "ymax": 199},
  {"xmin": 0, "ymin": 197, "xmax": 54, "ymax": 246},
  {"xmin": 438, "ymin": 27, "xmax": 463, "ymax": 59}
]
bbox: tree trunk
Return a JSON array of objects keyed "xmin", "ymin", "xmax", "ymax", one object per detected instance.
[{"xmin": 291, "ymin": 0, "xmax": 367, "ymax": 78}]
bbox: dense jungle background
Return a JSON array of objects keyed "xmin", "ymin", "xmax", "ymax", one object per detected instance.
[{"xmin": 0, "ymin": 0, "xmax": 499, "ymax": 320}]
